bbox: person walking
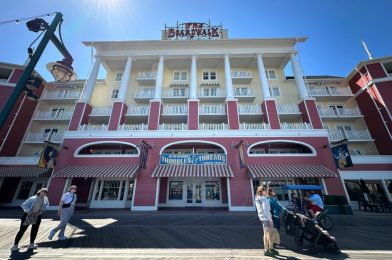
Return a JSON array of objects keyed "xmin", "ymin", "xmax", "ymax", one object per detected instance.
[
  {"xmin": 11, "ymin": 188, "xmax": 49, "ymax": 251},
  {"xmin": 255, "ymin": 186, "xmax": 278, "ymax": 257},
  {"xmin": 48, "ymin": 185, "xmax": 77, "ymax": 240},
  {"xmin": 267, "ymin": 188, "xmax": 287, "ymax": 232}
]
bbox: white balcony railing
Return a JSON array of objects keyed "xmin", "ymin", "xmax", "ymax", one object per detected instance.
[
  {"xmin": 137, "ymin": 71, "xmax": 157, "ymax": 80},
  {"xmin": 309, "ymin": 86, "xmax": 353, "ymax": 96},
  {"xmin": 34, "ymin": 111, "xmax": 73, "ymax": 120},
  {"xmin": 198, "ymin": 88, "xmax": 226, "ymax": 98},
  {"xmin": 162, "ymin": 104, "xmax": 188, "ymax": 115},
  {"xmin": 199, "ymin": 104, "xmax": 225, "ymax": 114},
  {"xmin": 24, "ymin": 132, "xmax": 64, "ymax": 143},
  {"xmin": 280, "ymin": 122, "xmax": 312, "ymax": 130},
  {"xmin": 318, "ymin": 107, "xmax": 362, "ymax": 118},
  {"xmin": 42, "ymin": 91, "xmax": 81, "ymax": 99},
  {"xmin": 199, "ymin": 123, "xmax": 228, "ymax": 130},
  {"xmin": 238, "ymin": 104, "xmax": 262, "ymax": 114},
  {"xmin": 162, "ymin": 89, "xmax": 189, "ymax": 98},
  {"xmin": 90, "ymin": 106, "xmax": 112, "ymax": 116},
  {"xmin": 118, "ymin": 124, "xmax": 148, "ymax": 131},
  {"xmin": 277, "ymin": 104, "xmax": 300, "ymax": 114},
  {"xmin": 158, "ymin": 123, "xmax": 188, "ymax": 130},
  {"xmin": 78, "ymin": 124, "xmax": 108, "ymax": 131},
  {"xmin": 134, "ymin": 89, "xmax": 155, "ymax": 98},
  {"xmin": 231, "ymin": 71, "xmax": 252, "ymax": 78},
  {"xmin": 0, "ymin": 78, "xmax": 9, "ymax": 83},
  {"xmin": 234, "ymin": 88, "xmax": 255, "ymax": 97},
  {"xmin": 240, "ymin": 122, "xmax": 271, "ymax": 130},
  {"xmin": 328, "ymin": 130, "xmax": 373, "ymax": 141},
  {"xmin": 126, "ymin": 105, "xmax": 150, "ymax": 115}
]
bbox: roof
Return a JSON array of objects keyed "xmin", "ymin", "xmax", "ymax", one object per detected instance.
[
  {"xmin": 0, "ymin": 61, "xmax": 47, "ymax": 83},
  {"xmin": 346, "ymin": 55, "xmax": 392, "ymax": 81}
]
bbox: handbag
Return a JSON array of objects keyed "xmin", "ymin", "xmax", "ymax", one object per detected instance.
[{"xmin": 23, "ymin": 213, "xmax": 38, "ymax": 226}]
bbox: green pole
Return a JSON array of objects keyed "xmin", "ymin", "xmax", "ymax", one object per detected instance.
[{"xmin": 0, "ymin": 12, "xmax": 63, "ymax": 130}]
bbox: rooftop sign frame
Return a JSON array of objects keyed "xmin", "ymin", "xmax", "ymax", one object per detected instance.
[{"xmin": 163, "ymin": 21, "xmax": 223, "ymax": 40}]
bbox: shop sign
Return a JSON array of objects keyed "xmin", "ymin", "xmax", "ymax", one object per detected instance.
[
  {"xmin": 160, "ymin": 154, "xmax": 226, "ymax": 165},
  {"xmin": 164, "ymin": 22, "xmax": 223, "ymax": 40}
]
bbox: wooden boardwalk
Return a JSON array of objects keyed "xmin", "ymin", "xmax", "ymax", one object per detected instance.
[{"xmin": 0, "ymin": 211, "xmax": 391, "ymax": 259}]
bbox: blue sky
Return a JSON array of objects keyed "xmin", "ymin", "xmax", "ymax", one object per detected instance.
[{"xmin": 0, "ymin": 0, "xmax": 391, "ymax": 81}]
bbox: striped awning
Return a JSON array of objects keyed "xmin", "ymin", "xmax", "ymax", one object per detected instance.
[
  {"xmin": 151, "ymin": 164, "xmax": 234, "ymax": 178},
  {"xmin": 248, "ymin": 164, "xmax": 337, "ymax": 179},
  {"xmin": 53, "ymin": 165, "xmax": 139, "ymax": 178},
  {"xmin": 0, "ymin": 167, "xmax": 52, "ymax": 178}
]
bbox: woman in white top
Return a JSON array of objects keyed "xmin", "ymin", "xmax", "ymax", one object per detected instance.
[
  {"xmin": 48, "ymin": 185, "xmax": 77, "ymax": 240},
  {"xmin": 255, "ymin": 185, "xmax": 278, "ymax": 257}
]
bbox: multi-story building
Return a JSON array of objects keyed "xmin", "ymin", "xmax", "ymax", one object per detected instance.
[{"xmin": 1, "ymin": 23, "xmax": 390, "ymax": 210}]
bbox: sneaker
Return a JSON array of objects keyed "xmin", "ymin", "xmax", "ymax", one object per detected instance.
[
  {"xmin": 10, "ymin": 245, "xmax": 19, "ymax": 251},
  {"xmin": 58, "ymin": 236, "xmax": 69, "ymax": 240},
  {"xmin": 28, "ymin": 243, "xmax": 38, "ymax": 249},
  {"xmin": 270, "ymin": 248, "xmax": 279, "ymax": 255},
  {"xmin": 48, "ymin": 230, "xmax": 55, "ymax": 240},
  {"xmin": 264, "ymin": 250, "xmax": 275, "ymax": 257}
]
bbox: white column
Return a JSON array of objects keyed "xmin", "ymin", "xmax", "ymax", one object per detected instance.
[
  {"xmin": 226, "ymin": 177, "xmax": 232, "ymax": 211},
  {"xmin": 224, "ymin": 54, "xmax": 234, "ymax": 99},
  {"xmin": 154, "ymin": 56, "xmax": 164, "ymax": 100},
  {"xmin": 256, "ymin": 53, "xmax": 271, "ymax": 99},
  {"xmin": 290, "ymin": 54, "xmax": 308, "ymax": 99},
  {"xmin": 381, "ymin": 179, "xmax": 392, "ymax": 202},
  {"xmin": 154, "ymin": 177, "xmax": 161, "ymax": 210},
  {"xmin": 190, "ymin": 55, "xmax": 197, "ymax": 99},
  {"xmin": 81, "ymin": 57, "xmax": 101, "ymax": 103},
  {"xmin": 117, "ymin": 57, "xmax": 132, "ymax": 101},
  {"xmin": 130, "ymin": 178, "xmax": 137, "ymax": 211}
]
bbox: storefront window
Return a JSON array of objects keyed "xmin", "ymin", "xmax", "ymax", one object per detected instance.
[
  {"xmin": 169, "ymin": 181, "xmax": 183, "ymax": 200},
  {"xmin": 94, "ymin": 180, "xmax": 102, "ymax": 200},
  {"xmin": 386, "ymin": 180, "xmax": 392, "ymax": 198},
  {"xmin": 127, "ymin": 181, "xmax": 134, "ymax": 201},
  {"xmin": 94, "ymin": 180, "xmax": 133, "ymax": 201},
  {"xmin": 33, "ymin": 182, "xmax": 47, "ymax": 195},
  {"xmin": 100, "ymin": 180, "xmax": 121, "ymax": 200},
  {"xmin": 17, "ymin": 181, "xmax": 33, "ymax": 200},
  {"xmin": 205, "ymin": 181, "xmax": 220, "ymax": 200},
  {"xmin": 344, "ymin": 180, "xmax": 362, "ymax": 201},
  {"xmin": 268, "ymin": 180, "xmax": 293, "ymax": 201}
]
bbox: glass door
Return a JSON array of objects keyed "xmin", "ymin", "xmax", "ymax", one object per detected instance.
[{"xmin": 185, "ymin": 181, "xmax": 203, "ymax": 206}]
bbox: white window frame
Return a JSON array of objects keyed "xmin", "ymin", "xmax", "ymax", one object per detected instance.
[
  {"xmin": 265, "ymin": 70, "xmax": 277, "ymax": 80},
  {"xmin": 13, "ymin": 178, "xmax": 48, "ymax": 202},
  {"xmin": 234, "ymin": 87, "xmax": 250, "ymax": 96},
  {"xmin": 111, "ymin": 89, "xmax": 119, "ymax": 99},
  {"xmin": 202, "ymin": 71, "xmax": 217, "ymax": 81},
  {"xmin": 163, "ymin": 149, "xmax": 193, "ymax": 155},
  {"xmin": 114, "ymin": 72, "xmax": 123, "ymax": 82},
  {"xmin": 268, "ymin": 148, "xmax": 299, "ymax": 154},
  {"xmin": 42, "ymin": 128, "xmax": 59, "ymax": 141},
  {"xmin": 173, "ymin": 70, "xmax": 188, "ymax": 81},
  {"xmin": 50, "ymin": 107, "xmax": 65, "ymax": 118},
  {"xmin": 269, "ymin": 86, "xmax": 281, "ymax": 97}
]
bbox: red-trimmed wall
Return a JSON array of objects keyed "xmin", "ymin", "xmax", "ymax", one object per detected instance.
[
  {"xmin": 226, "ymin": 100, "xmax": 239, "ymax": 130},
  {"xmin": 188, "ymin": 100, "xmax": 199, "ymax": 130},
  {"xmin": 148, "ymin": 101, "xmax": 161, "ymax": 130}
]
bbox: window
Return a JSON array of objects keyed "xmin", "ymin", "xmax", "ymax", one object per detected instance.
[
  {"xmin": 43, "ymin": 128, "xmax": 59, "ymax": 141},
  {"xmin": 329, "ymin": 105, "xmax": 344, "ymax": 116},
  {"xmin": 268, "ymin": 149, "xmax": 299, "ymax": 154},
  {"xmin": 17, "ymin": 181, "xmax": 33, "ymax": 200},
  {"xmin": 326, "ymin": 86, "xmax": 338, "ymax": 95},
  {"xmin": 249, "ymin": 149, "xmax": 266, "ymax": 154},
  {"xmin": 50, "ymin": 108, "xmax": 65, "ymax": 118},
  {"xmin": 114, "ymin": 72, "xmax": 122, "ymax": 82},
  {"xmin": 34, "ymin": 182, "xmax": 47, "ymax": 195},
  {"xmin": 234, "ymin": 87, "xmax": 250, "ymax": 96},
  {"xmin": 266, "ymin": 70, "xmax": 277, "ymax": 80},
  {"xmin": 78, "ymin": 143, "xmax": 138, "ymax": 156},
  {"xmin": 203, "ymin": 88, "xmax": 218, "ymax": 96},
  {"xmin": 344, "ymin": 180, "xmax": 362, "ymax": 201},
  {"xmin": 202, "ymin": 71, "xmax": 217, "ymax": 80},
  {"xmin": 173, "ymin": 88, "xmax": 186, "ymax": 96},
  {"xmin": 349, "ymin": 149, "xmax": 362, "ymax": 156},
  {"xmin": 168, "ymin": 181, "xmax": 183, "ymax": 200},
  {"xmin": 173, "ymin": 71, "xmax": 187, "ymax": 81},
  {"xmin": 205, "ymin": 181, "xmax": 220, "ymax": 200},
  {"xmin": 94, "ymin": 180, "xmax": 127, "ymax": 201},
  {"xmin": 111, "ymin": 89, "xmax": 119, "ymax": 99},
  {"xmin": 336, "ymin": 125, "xmax": 353, "ymax": 139},
  {"xmin": 269, "ymin": 87, "xmax": 280, "ymax": 97}
]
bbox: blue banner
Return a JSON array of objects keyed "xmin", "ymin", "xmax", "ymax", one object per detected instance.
[
  {"xmin": 331, "ymin": 144, "xmax": 353, "ymax": 169},
  {"xmin": 160, "ymin": 154, "xmax": 227, "ymax": 165}
]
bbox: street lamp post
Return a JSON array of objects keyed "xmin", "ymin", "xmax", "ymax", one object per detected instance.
[{"xmin": 0, "ymin": 12, "xmax": 76, "ymax": 129}]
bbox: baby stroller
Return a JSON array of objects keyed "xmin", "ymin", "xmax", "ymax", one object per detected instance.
[{"xmin": 283, "ymin": 211, "xmax": 340, "ymax": 254}]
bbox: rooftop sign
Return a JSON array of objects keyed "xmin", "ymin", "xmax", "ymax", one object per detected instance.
[{"xmin": 163, "ymin": 22, "xmax": 223, "ymax": 40}]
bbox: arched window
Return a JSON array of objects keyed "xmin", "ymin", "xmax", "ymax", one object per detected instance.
[
  {"xmin": 248, "ymin": 140, "xmax": 316, "ymax": 156},
  {"xmin": 76, "ymin": 142, "xmax": 138, "ymax": 156}
]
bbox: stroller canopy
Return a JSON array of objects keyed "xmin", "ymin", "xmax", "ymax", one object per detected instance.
[{"xmin": 282, "ymin": 185, "xmax": 322, "ymax": 190}]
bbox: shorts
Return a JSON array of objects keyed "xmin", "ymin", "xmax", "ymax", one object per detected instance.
[{"xmin": 309, "ymin": 204, "xmax": 322, "ymax": 213}]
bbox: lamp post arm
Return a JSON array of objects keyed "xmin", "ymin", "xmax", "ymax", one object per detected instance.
[
  {"xmin": 50, "ymin": 34, "xmax": 73, "ymax": 65},
  {"xmin": 0, "ymin": 12, "xmax": 63, "ymax": 130}
]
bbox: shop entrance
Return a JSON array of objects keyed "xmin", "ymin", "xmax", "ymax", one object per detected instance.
[{"xmin": 185, "ymin": 181, "xmax": 202, "ymax": 206}]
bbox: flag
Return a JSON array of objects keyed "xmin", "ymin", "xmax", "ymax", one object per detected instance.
[
  {"xmin": 331, "ymin": 143, "xmax": 353, "ymax": 169},
  {"xmin": 38, "ymin": 145, "xmax": 59, "ymax": 169},
  {"xmin": 238, "ymin": 142, "xmax": 245, "ymax": 169},
  {"xmin": 139, "ymin": 144, "xmax": 149, "ymax": 169}
]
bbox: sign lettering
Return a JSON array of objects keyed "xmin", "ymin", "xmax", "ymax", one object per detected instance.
[
  {"xmin": 160, "ymin": 154, "xmax": 227, "ymax": 165},
  {"xmin": 164, "ymin": 22, "xmax": 223, "ymax": 40}
]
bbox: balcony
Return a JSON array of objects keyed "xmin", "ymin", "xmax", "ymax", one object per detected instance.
[
  {"xmin": 162, "ymin": 104, "xmax": 188, "ymax": 115},
  {"xmin": 240, "ymin": 122, "xmax": 271, "ymax": 130},
  {"xmin": 78, "ymin": 124, "xmax": 108, "ymax": 131},
  {"xmin": 24, "ymin": 132, "xmax": 64, "ymax": 144},
  {"xmin": 126, "ymin": 105, "xmax": 149, "ymax": 116},
  {"xmin": 134, "ymin": 89, "xmax": 155, "ymax": 102},
  {"xmin": 33, "ymin": 111, "xmax": 73, "ymax": 123},
  {"xmin": 280, "ymin": 122, "xmax": 312, "ymax": 130},
  {"xmin": 231, "ymin": 71, "xmax": 253, "ymax": 84},
  {"xmin": 198, "ymin": 88, "xmax": 226, "ymax": 102},
  {"xmin": 233, "ymin": 87, "xmax": 255, "ymax": 101},
  {"xmin": 238, "ymin": 104, "xmax": 262, "ymax": 121},
  {"xmin": 137, "ymin": 71, "xmax": 157, "ymax": 85},
  {"xmin": 277, "ymin": 104, "xmax": 301, "ymax": 121},
  {"xmin": 41, "ymin": 90, "xmax": 81, "ymax": 103},
  {"xmin": 328, "ymin": 130, "xmax": 373, "ymax": 143},
  {"xmin": 0, "ymin": 78, "xmax": 8, "ymax": 83},
  {"xmin": 318, "ymin": 107, "xmax": 363, "ymax": 121},
  {"xmin": 162, "ymin": 89, "xmax": 189, "ymax": 102},
  {"xmin": 90, "ymin": 106, "xmax": 112, "ymax": 117},
  {"xmin": 158, "ymin": 123, "xmax": 188, "ymax": 131},
  {"xmin": 199, "ymin": 104, "xmax": 226, "ymax": 122},
  {"xmin": 308, "ymin": 86, "xmax": 354, "ymax": 101},
  {"xmin": 199, "ymin": 123, "xmax": 228, "ymax": 131},
  {"xmin": 118, "ymin": 123, "xmax": 148, "ymax": 131}
]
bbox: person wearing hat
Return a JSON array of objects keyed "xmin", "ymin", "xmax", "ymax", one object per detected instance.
[
  {"xmin": 11, "ymin": 188, "xmax": 49, "ymax": 251},
  {"xmin": 48, "ymin": 185, "xmax": 77, "ymax": 241}
]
